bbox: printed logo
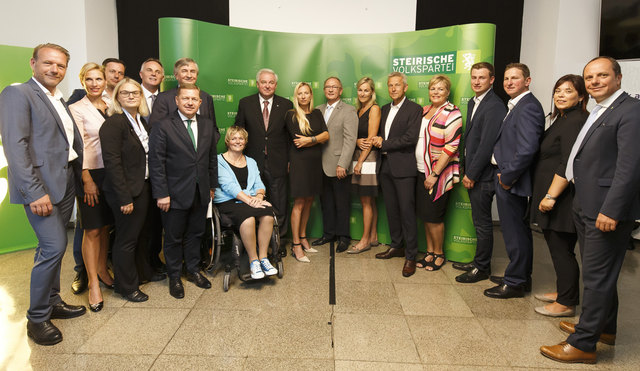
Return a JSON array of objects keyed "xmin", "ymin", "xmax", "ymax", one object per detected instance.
[
  {"xmin": 456, "ymin": 50, "xmax": 481, "ymax": 74},
  {"xmin": 227, "ymin": 78, "xmax": 248, "ymax": 86},
  {"xmin": 453, "ymin": 235, "xmax": 477, "ymax": 244},
  {"xmin": 391, "ymin": 52, "xmax": 456, "ymax": 75},
  {"xmin": 226, "ymin": 95, "xmax": 234, "ymax": 103}
]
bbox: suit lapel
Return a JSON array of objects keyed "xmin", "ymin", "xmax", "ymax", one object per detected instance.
[
  {"xmin": 578, "ymin": 93, "xmax": 627, "ymax": 154},
  {"xmin": 29, "ymin": 79, "xmax": 69, "ymax": 144},
  {"xmin": 173, "ymin": 112, "xmax": 196, "ymax": 153},
  {"xmin": 380, "ymin": 104, "xmax": 391, "ymax": 136},
  {"xmin": 465, "ymin": 98, "xmax": 475, "ymax": 137}
]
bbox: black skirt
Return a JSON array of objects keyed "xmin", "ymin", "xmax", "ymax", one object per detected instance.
[
  {"xmin": 216, "ymin": 200, "xmax": 274, "ymax": 227},
  {"xmin": 415, "ymin": 171, "xmax": 450, "ymax": 223},
  {"xmin": 77, "ymin": 168, "xmax": 114, "ymax": 229}
]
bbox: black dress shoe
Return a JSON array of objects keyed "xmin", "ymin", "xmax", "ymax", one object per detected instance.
[
  {"xmin": 169, "ymin": 278, "xmax": 185, "ymax": 299},
  {"xmin": 149, "ymin": 272, "xmax": 167, "ymax": 282},
  {"xmin": 123, "ymin": 290, "xmax": 149, "ymax": 302},
  {"xmin": 187, "ymin": 271, "xmax": 212, "ymax": 289},
  {"xmin": 312, "ymin": 236, "xmax": 336, "ymax": 246},
  {"xmin": 50, "ymin": 301, "xmax": 86, "ymax": 319},
  {"xmin": 27, "ymin": 320, "xmax": 62, "ymax": 346},
  {"xmin": 490, "ymin": 275, "xmax": 532, "ymax": 292},
  {"xmin": 452, "ymin": 262, "xmax": 475, "ymax": 271},
  {"xmin": 375, "ymin": 247, "xmax": 405, "ymax": 259},
  {"xmin": 336, "ymin": 240, "xmax": 349, "ymax": 253},
  {"xmin": 71, "ymin": 269, "xmax": 88, "ymax": 295},
  {"xmin": 484, "ymin": 283, "xmax": 524, "ymax": 299},
  {"xmin": 455, "ymin": 268, "xmax": 490, "ymax": 283}
]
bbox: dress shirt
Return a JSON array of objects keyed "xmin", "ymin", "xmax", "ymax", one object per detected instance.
[
  {"xmin": 324, "ymin": 100, "xmax": 339, "ymax": 122},
  {"xmin": 142, "ymin": 85, "xmax": 159, "ymax": 112},
  {"xmin": 101, "ymin": 90, "xmax": 113, "ymax": 107},
  {"xmin": 384, "ymin": 96, "xmax": 406, "ymax": 139},
  {"xmin": 178, "ymin": 111, "xmax": 198, "ymax": 149},
  {"xmin": 32, "ymin": 77, "xmax": 78, "ymax": 162},
  {"xmin": 470, "ymin": 88, "xmax": 490, "ymax": 121},
  {"xmin": 123, "ymin": 109, "xmax": 149, "ymax": 178},
  {"xmin": 259, "ymin": 95, "xmax": 273, "ymax": 117},
  {"xmin": 491, "ymin": 90, "xmax": 531, "ymax": 166}
]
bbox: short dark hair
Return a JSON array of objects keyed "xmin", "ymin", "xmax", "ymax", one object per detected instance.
[
  {"xmin": 33, "ymin": 43, "xmax": 70, "ymax": 65},
  {"xmin": 551, "ymin": 74, "xmax": 588, "ymax": 119},
  {"xmin": 505, "ymin": 62, "xmax": 530, "ymax": 79},
  {"xmin": 102, "ymin": 58, "xmax": 126, "ymax": 69},
  {"xmin": 584, "ymin": 56, "xmax": 622, "ymax": 77},
  {"xmin": 140, "ymin": 57, "xmax": 163, "ymax": 72},
  {"xmin": 176, "ymin": 83, "xmax": 200, "ymax": 96},
  {"xmin": 471, "ymin": 62, "xmax": 495, "ymax": 77}
]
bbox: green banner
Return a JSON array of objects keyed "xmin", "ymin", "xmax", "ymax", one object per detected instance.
[
  {"xmin": 159, "ymin": 19, "xmax": 496, "ymax": 262},
  {"xmin": 0, "ymin": 44, "xmax": 38, "ymax": 254}
]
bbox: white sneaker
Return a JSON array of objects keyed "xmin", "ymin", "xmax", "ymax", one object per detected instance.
[
  {"xmin": 260, "ymin": 258, "xmax": 278, "ymax": 276},
  {"xmin": 250, "ymin": 260, "xmax": 265, "ymax": 279}
]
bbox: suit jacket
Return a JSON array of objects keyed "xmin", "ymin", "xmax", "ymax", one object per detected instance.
[
  {"xmin": 317, "ymin": 100, "xmax": 358, "ymax": 176},
  {"xmin": 69, "ymin": 96, "xmax": 108, "ymax": 169},
  {"xmin": 99, "ymin": 113, "xmax": 149, "ymax": 206},
  {"xmin": 235, "ymin": 93, "xmax": 293, "ymax": 177},
  {"xmin": 493, "ymin": 92, "xmax": 545, "ymax": 197},
  {"xmin": 148, "ymin": 87, "xmax": 217, "ymax": 131},
  {"xmin": 376, "ymin": 98, "xmax": 423, "ymax": 178},
  {"xmin": 149, "ymin": 111, "xmax": 220, "ymax": 209},
  {"xmin": 463, "ymin": 88, "xmax": 507, "ymax": 182},
  {"xmin": 0, "ymin": 78, "xmax": 83, "ymax": 205},
  {"xmin": 572, "ymin": 92, "xmax": 640, "ymax": 221}
]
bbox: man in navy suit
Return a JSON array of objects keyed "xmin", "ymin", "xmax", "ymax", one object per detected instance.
[
  {"xmin": 455, "ymin": 62, "xmax": 507, "ymax": 283},
  {"xmin": 541, "ymin": 57, "xmax": 640, "ymax": 364},
  {"xmin": 484, "ymin": 63, "xmax": 544, "ymax": 299},
  {"xmin": 0, "ymin": 43, "xmax": 86, "ymax": 345},
  {"xmin": 149, "ymin": 84, "xmax": 220, "ymax": 299},
  {"xmin": 371, "ymin": 72, "xmax": 423, "ymax": 277},
  {"xmin": 235, "ymin": 68, "xmax": 293, "ymax": 238}
]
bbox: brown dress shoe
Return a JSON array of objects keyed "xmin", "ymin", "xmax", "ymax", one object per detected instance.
[
  {"xmin": 559, "ymin": 321, "xmax": 616, "ymax": 345},
  {"xmin": 375, "ymin": 247, "xmax": 405, "ymax": 259},
  {"xmin": 540, "ymin": 341, "xmax": 596, "ymax": 364},
  {"xmin": 402, "ymin": 259, "xmax": 416, "ymax": 277}
]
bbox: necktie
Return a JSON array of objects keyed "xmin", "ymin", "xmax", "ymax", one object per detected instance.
[
  {"xmin": 565, "ymin": 104, "xmax": 603, "ymax": 182},
  {"xmin": 150, "ymin": 94, "xmax": 157, "ymax": 111},
  {"xmin": 186, "ymin": 119, "xmax": 197, "ymax": 150},
  {"xmin": 262, "ymin": 100, "xmax": 269, "ymax": 130},
  {"xmin": 325, "ymin": 105, "xmax": 333, "ymax": 122}
]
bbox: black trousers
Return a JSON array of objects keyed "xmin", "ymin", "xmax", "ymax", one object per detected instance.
[
  {"xmin": 320, "ymin": 174, "xmax": 352, "ymax": 242},
  {"xmin": 147, "ymin": 201, "xmax": 164, "ymax": 269},
  {"xmin": 161, "ymin": 186, "xmax": 207, "ymax": 279},
  {"xmin": 379, "ymin": 158, "xmax": 417, "ymax": 260},
  {"xmin": 468, "ymin": 179, "xmax": 495, "ymax": 273},
  {"xmin": 262, "ymin": 166, "xmax": 288, "ymax": 237},
  {"xmin": 542, "ymin": 229, "xmax": 579, "ymax": 306},
  {"xmin": 567, "ymin": 205, "xmax": 633, "ymax": 352}
]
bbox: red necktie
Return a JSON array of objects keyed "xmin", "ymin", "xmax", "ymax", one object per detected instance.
[{"xmin": 263, "ymin": 100, "xmax": 269, "ymax": 131}]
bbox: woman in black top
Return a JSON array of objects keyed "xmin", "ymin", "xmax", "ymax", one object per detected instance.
[{"xmin": 530, "ymin": 74, "xmax": 589, "ymax": 317}]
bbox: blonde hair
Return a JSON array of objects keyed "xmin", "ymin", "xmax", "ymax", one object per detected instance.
[
  {"xmin": 78, "ymin": 62, "xmax": 104, "ymax": 89},
  {"xmin": 356, "ymin": 77, "xmax": 377, "ymax": 110},
  {"xmin": 108, "ymin": 78, "xmax": 150, "ymax": 117},
  {"xmin": 428, "ymin": 74, "xmax": 451, "ymax": 92},
  {"xmin": 293, "ymin": 82, "xmax": 314, "ymax": 135},
  {"xmin": 225, "ymin": 126, "xmax": 249, "ymax": 146}
]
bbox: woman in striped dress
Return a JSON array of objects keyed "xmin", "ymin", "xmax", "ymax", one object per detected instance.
[{"xmin": 415, "ymin": 74, "xmax": 462, "ymax": 271}]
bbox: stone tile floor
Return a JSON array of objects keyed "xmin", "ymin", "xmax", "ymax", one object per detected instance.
[{"xmin": 1, "ymin": 227, "xmax": 639, "ymax": 370}]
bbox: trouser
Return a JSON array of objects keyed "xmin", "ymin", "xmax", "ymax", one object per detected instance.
[
  {"xmin": 320, "ymin": 174, "xmax": 352, "ymax": 242},
  {"xmin": 262, "ymin": 166, "xmax": 288, "ymax": 237},
  {"xmin": 468, "ymin": 179, "xmax": 495, "ymax": 272},
  {"xmin": 542, "ymin": 229, "xmax": 579, "ymax": 306}
]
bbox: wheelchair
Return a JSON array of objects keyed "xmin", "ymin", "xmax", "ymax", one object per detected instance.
[{"xmin": 200, "ymin": 202, "xmax": 283, "ymax": 291}]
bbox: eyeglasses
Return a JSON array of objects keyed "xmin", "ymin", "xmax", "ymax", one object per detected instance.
[
  {"xmin": 324, "ymin": 85, "xmax": 340, "ymax": 90},
  {"xmin": 119, "ymin": 90, "xmax": 141, "ymax": 97}
]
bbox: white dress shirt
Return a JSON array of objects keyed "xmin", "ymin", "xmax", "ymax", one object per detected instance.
[
  {"xmin": 123, "ymin": 109, "xmax": 149, "ymax": 178},
  {"xmin": 142, "ymin": 85, "xmax": 159, "ymax": 112},
  {"xmin": 384, "ymin": 96, "xmax": 406, "ymax": 139},
  {"xmin": 259, "ymin": 95, "xmax": 273, "ymax": 117},
  {"xmin": 179, "ymin": 111, "xmax": 198, "ymax": 150}
]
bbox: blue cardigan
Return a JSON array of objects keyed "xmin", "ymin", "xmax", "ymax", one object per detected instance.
[{"xmin": 214, "ymin": 154, "xmax": 266, "ymax": 203}]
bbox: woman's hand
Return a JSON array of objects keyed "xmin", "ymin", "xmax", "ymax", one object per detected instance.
[
  {"xmin": 120, "ymin": 203, "xmax": 134, "ymax": 215},
  {"xmin": 294, "ymin": 134, "xmax": 311, "ymax": 148},
  {"xmin": 247, "ymin": 196, "xmax": 270, "ymax": 208},
  {"xmin": 424, "ymin": 173, "xmax": 437, "ymax": 190},
  {"xmin": 354, "ymin": 162, "xmax": 363, "ymax": 175},
  {"xmin": 83, "ymin": 181, "xmax": 99, "ymax": 207},
  {"xmin": 539, "ymin": 198, "xmax": 555, "ymax": 212},
  {"xmin": 357, "ymin": 138, "xmax": 371, "ymax": 151}
]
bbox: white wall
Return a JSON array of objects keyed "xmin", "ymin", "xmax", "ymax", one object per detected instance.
[{"xmin": 0, "ymin": 0, "xmax": 118, "ymax": 96}]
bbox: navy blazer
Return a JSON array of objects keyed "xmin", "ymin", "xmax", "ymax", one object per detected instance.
[
  {"xmin": 376, "ymin": 98, "xmax": 423, "ymax": 178},
  {"xmin": 149, "ymin": 111, "xmax": 220, "ymax": 210},
  {"xmin": 572, "ymin": 92, "xmax": 640, "ymax": 221},
  {"xmin": 0, "ymin": 78, "xmax": 83, "ymax": 205},
  {"xmin": 148, "ymin": 87, "xmax": 218, "ymax": 132},
  {"xmin": 493, "ymin": 92, "xmax": 545, "ymax": 197},
  {"xmin": 462, "ymin": 89, "xmax": 507, "ymax": 182}
]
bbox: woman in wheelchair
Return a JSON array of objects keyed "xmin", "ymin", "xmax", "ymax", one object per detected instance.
[{"xmin": 213, "ymin": 126, "xmax": 278, "ymax": 279}]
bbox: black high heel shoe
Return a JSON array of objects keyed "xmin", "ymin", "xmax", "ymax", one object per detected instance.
[
  {"xmin": 98, "ymin": 275, "xmax": 115, "ymax": 290},
  {"xmin": 89, "ymin": 301, "xmax": 104, "ymax": 312}
]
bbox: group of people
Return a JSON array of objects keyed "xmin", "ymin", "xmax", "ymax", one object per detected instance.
[{"xmin": 0, "ymin": 43, "xmax": 638, "ymax": 366}]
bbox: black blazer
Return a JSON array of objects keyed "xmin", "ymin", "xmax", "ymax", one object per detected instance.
[
  {"xmin": 376, "ymin": 98, "xmax": 422, "ymax": 178},
  {"xmin": 148, "ymin": 111, "xmax": 220, "ymax": 210},
  {"xmin": 148, "ymin": 87, "xmax": 217, "ymax": 130},
  {"xmin": 462, "ymin": 88, "xmax": 506, "ymax": 182},
  {"xmin": 99, "ymin": 113, "xmax": 149, "ymax": 206},
  {"xmin": 530, "ymin": 107, "xmax": 587, "ymax": 232},
  {"xmin": 573, "ymin": 92, "xmax": 640, "ymax": 221},
  {"xmin": 235, "ymin": 93, "xmax": 293, "ymax": 177}
]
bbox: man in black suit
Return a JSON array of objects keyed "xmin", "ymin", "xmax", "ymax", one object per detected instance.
[
  {"xmin": 148, "ymin": 57, "xmax": 217, "ymax": 130},
  {"xmin": 149, "ymin": 84, "xmax": 220, "ymax": 299},
  {"xmin": 455, "ymin": 62, "xmax": 506, "ymax": 283},
  {"xmin": 235, "ymin": 68, "xmax": 293, "ymax": 237},
  {"xmin": 541, "ymin": 57, "xmax": 640, "ymax": 364},
  {"xmin": 484, "ymin": 63, "xmax": 544, "ymax": 299},
  {"xmin": 371, "ymin": 72, "xmax": 422, "ymax": 277}
]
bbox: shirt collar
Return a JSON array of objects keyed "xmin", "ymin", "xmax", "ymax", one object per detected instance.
[
  {"xmin": 596, "ymin": 89, "xmax": 624, "ymax": 109},
  {"xmin": 327, "ymin": 99, "xmax": 340, "ymax": 109},
  {"xmin": 259, "ymin": 94, "xmax": 274, "ymax": 106},
  {"xmin": 31, "ymin": 77, "xmax": 63, "ymax": 100},
  {"xmin": 178, "ymin": 110, "xmax": 196, "ymax": 123},
  {"xmin": 392, "ymin": 96, "xmax": 406, "ymax": 109},
  {"xmin": 474, "ymin": 88, "xmax": 491, "ymax": 104},
  {"xmin": 141, "ymin": 85, "xmax": 157, "ymax": 100},
  {"xmin": 507, "ymin": 90, "xmax": 531, "ymax": 109}
]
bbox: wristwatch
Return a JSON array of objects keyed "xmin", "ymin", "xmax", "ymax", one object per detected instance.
[{"xmin": 544, "ymin": 193, "xmax": 556, "ymax": 200}]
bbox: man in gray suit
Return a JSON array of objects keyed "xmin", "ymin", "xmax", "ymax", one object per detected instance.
[
  {"xmin": 312, "ymin": 77, "xmax": 358, "ymax": 252},
  {"xmin": 0, "ymin": 43, "xmax": 86, "ymax": 346}
]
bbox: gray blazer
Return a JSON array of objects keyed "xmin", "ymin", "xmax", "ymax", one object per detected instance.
[
  {"xmin": 316, "ymin": 100, "xmax": 358, "ymax": 177},
  {"xmin": 0, "ymin": 78, "xmax": 83, "ymax": 204}
]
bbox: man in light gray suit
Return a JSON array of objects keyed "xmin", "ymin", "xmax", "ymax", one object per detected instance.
[
  {"xmin": 0, "ymin": 43, "xmax": 86, "ymax": 346},
  {"xmin": 312, "ymin": 77, "xmax": 358, "ymax": 252}
]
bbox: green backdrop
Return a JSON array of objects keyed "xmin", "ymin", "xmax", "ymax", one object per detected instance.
[
  {"xmin": 0, "ymin": 44, "xmax": 38, "ymax": 254},
  {"xmin": 158, "ymin": 19, "xmax": 496, "ymax": 262}
]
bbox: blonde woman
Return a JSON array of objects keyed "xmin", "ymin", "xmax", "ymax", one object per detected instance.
[{"xmin": 285, "ymin": 82, "xmax": 329, "ymax": 262}]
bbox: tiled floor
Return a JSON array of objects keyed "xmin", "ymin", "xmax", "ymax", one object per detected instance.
[{"xmin": 1, "ymin": 227, "xmax": 639, "ymax": 370}]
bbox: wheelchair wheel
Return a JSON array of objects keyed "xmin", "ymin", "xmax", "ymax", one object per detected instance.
[
  {"xmin": 223, "ymin": 272, "xmax": 230, "ymax": 292},
  {"xmin": 277, "ymin": 260, "xmax": 284, "ymax": 278}
]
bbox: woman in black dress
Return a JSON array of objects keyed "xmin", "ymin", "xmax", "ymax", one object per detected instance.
[
  {"xmin": 530, "ymin": 74, "xmax": 589, "ymax": 317},
  {"xmin": 348, "ymin": 77, "xmax": 381, "ymax": 254},
  {"xmin": 286, "ymin": 82, "xmax": 329, "ymax": 262}
]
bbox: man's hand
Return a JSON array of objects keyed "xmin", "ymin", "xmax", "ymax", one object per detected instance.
[
  {"xmin": 462, "ymin": 175, "xmax": 475, "ymax": 190},
  {"xmin": 370, "ymin": 136, "xmax": 383, "ymax": 148},
  {"xmin": 336, "ymin": 166, "xmax": 347, "ymax": 179},
  {"xmin": 120, "ymin": 203, "xmax": 134, "ymax": 215},
  {"xmin": 497, "ymin": 173, "xmax": 511, "ymax": 190},
  {"xmin": 539, "ymin": 198, "xmax": 555, "ymax": 212},
  {"xmin": 30, "ymin": 194, "xmax": 53, "ymax": 217},
  {"xmin": 157, "ymin": 196, "xmax": 170, "ymax": 212},
  {"xmin": 210, "ymin": 189, "xmax": 215, "ymax": 199},
  {"xmin": 596, "ymin": 213, "xmax": 618, "ymax": 232}
]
